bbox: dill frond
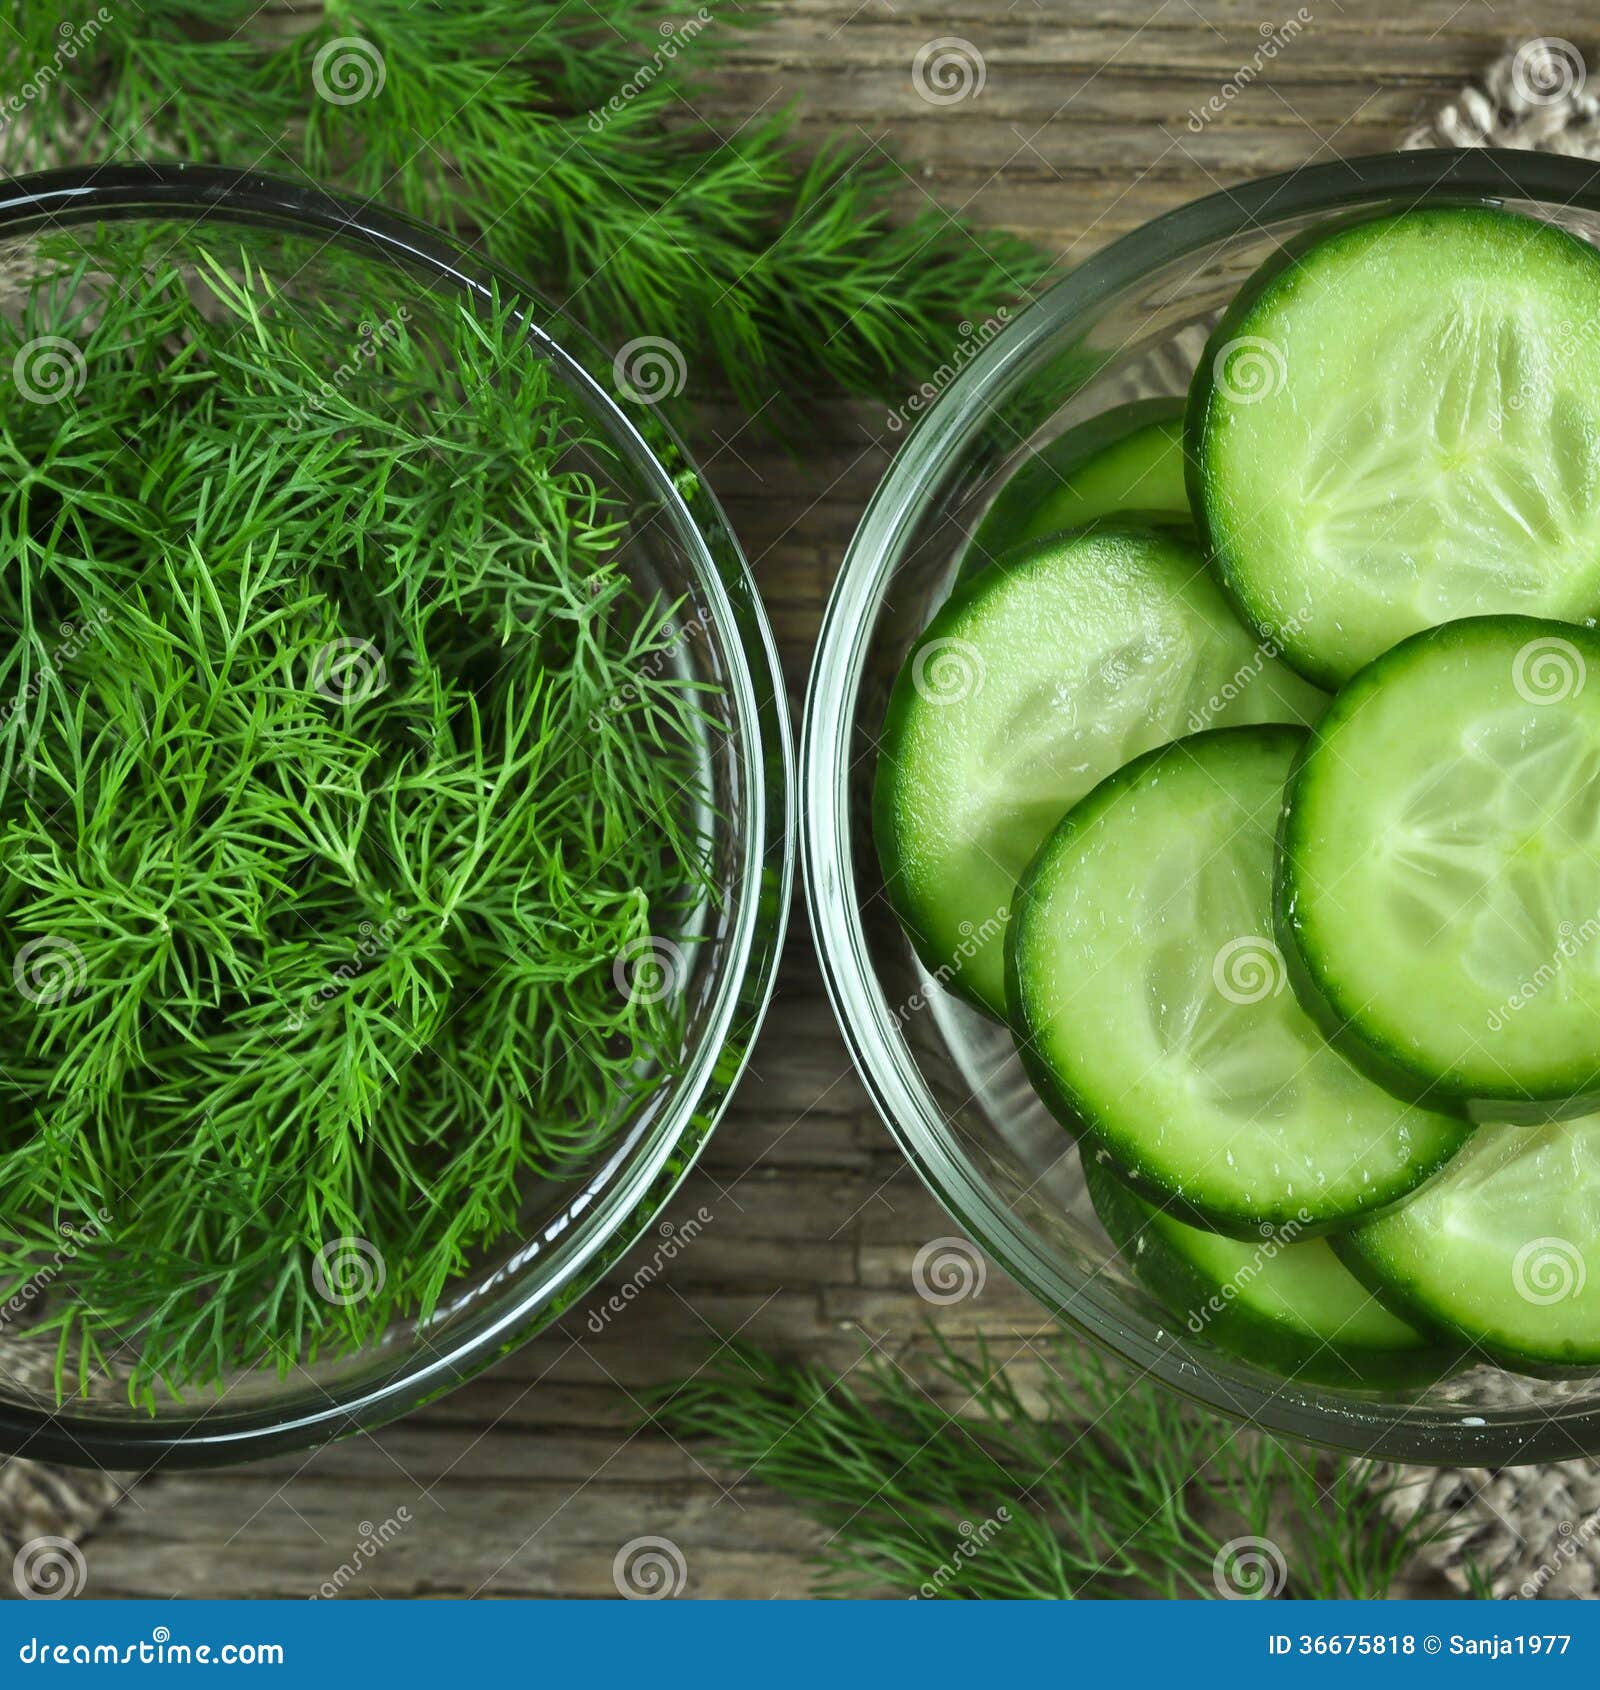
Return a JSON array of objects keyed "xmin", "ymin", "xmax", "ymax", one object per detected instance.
[
  {"xmin": 0, "ymin": 229, "xmax": 714, "ymax": 1403},
  {"xmin": 655, "ymin": 1336, "xmax": 1488, "ymax": 1600},
  {"xmin": 0, "ymin": 2, "xmax": 1049, "ymax": 417}
]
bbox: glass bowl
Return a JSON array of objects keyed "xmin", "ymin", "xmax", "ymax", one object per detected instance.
[
  {"xmin": 0, "ymin": 165, "xmax": 791, "ymax": 1468},
  {"xmin": 803, "ymin": 148, "xmax": 1600, "ymax": 1466}
]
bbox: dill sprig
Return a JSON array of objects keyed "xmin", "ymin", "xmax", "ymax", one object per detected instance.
[
  {"xmin": 0, "ymin": 227, "xmax": 716, "ymax": 1402},
  {"xmin": 0, "ymin": 1, "xmax": 1049, "ymax": 416},
  {"xmin": 655, "ymin": 1337, "xmax": 1485, "ymax": 1599}
]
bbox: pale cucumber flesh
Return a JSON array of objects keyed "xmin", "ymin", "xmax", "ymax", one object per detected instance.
[
  {"xmin": 1342, "ymin": 1115, "xmax": 1600, "ymax": 1368},
  {"xmin": 1280, "ymin": 615, "xmax": 1600, "ymax": 1115},
  {"xmin": 1009, "ymin": 726, "xmax": 1473, "ymax": 1230},
  {"xmin": 874, "ymin": 528, "xmax": 1323, "ymax": 1017},
  {"xmin": 1195, "ymin": 208, "xmax": 1600, "ymax": 687},
  {"xmin": 1085, "ymin": 1157, "xmax": 1425, "ymax": 1353}
]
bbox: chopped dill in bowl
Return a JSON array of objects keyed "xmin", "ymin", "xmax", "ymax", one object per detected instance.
[{"xmin": 0, "ymin": 229, "xmax": 719, "ymax": 1405}]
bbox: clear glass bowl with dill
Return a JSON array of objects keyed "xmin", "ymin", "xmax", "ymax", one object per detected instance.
[
  {"xmin": 805, "ymin": 149, "xmax": 1600, "ymax": 1466},
  {"xmin": 0, "ymin": 166, "xmax": 790, "ymax": 1467}
]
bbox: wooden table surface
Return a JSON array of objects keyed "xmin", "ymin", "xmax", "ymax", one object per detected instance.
[{"xmin": 77, "ymin": 0, "xmax": 1554, "ymax": 1599}]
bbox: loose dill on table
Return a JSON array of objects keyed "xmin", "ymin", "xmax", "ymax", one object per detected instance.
[
  {"xmin": 0, "ymin": 233, "xmax": 719, "ymax": 1404},
  {"xmin": 0, "ymin": 0, "xmax": 1050, "ymax": 421},
  {"xmin": 655, "ymin": 1337, "xmax": 1491, "ymax": 1601}
]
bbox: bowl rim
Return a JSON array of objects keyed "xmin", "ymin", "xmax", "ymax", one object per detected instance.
[
  {"xmin": 803, "ymin": 146, "xmax": 1600, "ymax": 1466},
  {"xmin": 0, "ymin": 163, "xmax": 793, "ymax": 1469}
]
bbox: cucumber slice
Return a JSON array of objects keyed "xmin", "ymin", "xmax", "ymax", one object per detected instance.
[
  {"xmin": 1191, "ymin": 206, "xmax": 1600, "ymax": 688},
  {"xmin": 874, "ymin": 528, "xmax": 1325, "ymax": 1018},
  {"xmin": 960, "ymin": 399, "xmax": 1190, "ymax": 582},
  {"xmin": 1279, "ymin": 615, "xmax": 1600, "ymax": 1120},
  {"xmin": 1084, "ymin": 1156, "xmax": 1453, "ymax": 1388},
  {"xmin": 1339, "ymin": 1115, "xmax": 1600, "ymax": 1371},
  {"xmin": 1008, "ymin": 726, "xmax": 1473, "ymax": 1233}
]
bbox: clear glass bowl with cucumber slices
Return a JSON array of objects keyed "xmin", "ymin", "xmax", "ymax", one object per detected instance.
[{"xmin": 804, "ymin": 150, "xmax": 1600, "ymax": 1464}]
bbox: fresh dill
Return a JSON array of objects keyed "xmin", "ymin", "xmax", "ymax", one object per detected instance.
[
  {"xmin": 0, "ymin": 226, "xmax": 716, "ymax": 1403},
  {"xmin": 0, "ymin": 1, "xmax": 1049, "ymax": 417},
  {"xmin": 655, "ymin": 1336, "xmax": 1487, "ymax": 1599}
]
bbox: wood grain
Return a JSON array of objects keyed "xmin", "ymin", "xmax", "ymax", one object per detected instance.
[{"xmin": 73, "ymin": 0, "xmax": 1544, "ymax": 1599}]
